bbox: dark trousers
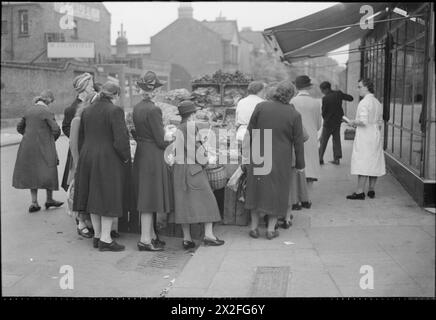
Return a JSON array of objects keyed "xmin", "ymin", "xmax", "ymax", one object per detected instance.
[{"xmin": 319, "ymin": 125, "xmax": 342, "ymax": 161}]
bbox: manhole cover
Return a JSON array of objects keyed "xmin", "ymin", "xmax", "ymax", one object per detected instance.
[{"xmin": 250, "ymin": 266, "xmax": 290, "ymax": 297}]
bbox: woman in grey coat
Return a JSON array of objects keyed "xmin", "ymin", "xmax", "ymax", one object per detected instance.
[{"xmin": 12, "ymin": 90, "xmax": 64, "ymax": 213}]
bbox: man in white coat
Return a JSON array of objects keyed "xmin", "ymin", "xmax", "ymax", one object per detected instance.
[
  {"xmin": 346, "ymin": 78, "xmax": 385, "ymax": 200},
  {"xmin": 290, "ymin": 75, "xmax": 322, "ymax": 207}
]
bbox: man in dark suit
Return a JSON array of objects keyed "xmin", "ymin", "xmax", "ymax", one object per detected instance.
[{"xmin": 318, "ymin": 81, "xmax": 354, "ymax": 165}]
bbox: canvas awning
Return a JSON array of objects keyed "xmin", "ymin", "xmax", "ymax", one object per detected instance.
[{"xmin": 263, "ymin": 2, "xmax": 389, "ymax": 62}]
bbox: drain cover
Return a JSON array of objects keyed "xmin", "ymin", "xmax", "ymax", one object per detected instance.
[
  {"xmin": 250, "ymin": 266, "xmax": 290, "ymax": 297},
  {"xmin": 143, "ymin": 250, "xmax": 187, "ymax": 269}
]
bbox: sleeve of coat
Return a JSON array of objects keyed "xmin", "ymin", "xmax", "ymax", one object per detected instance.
[
  {"xmin": 317, "ymin": 100, "xmax": 322, "ymax": 130},
  {"xmin": 321, "ymin": 96, "xmax": 327, "ymax": 119},
  {"xmin": 291, "ymin": 110, "xmax": 305, "ymax": 170},
  {"xmin": 62, "ymin": 103, "xmax": 76, "ymax": 138},
  {"xmin": 44, "ymin": 110, "xmax": 61, "ymax": 141},
  {"xmin": 110, "ymin": 106, "xmax": 131, "ymax": 163},
  {"xmin": 16, "ymin": 117, "xmax": 26, "ymax": 135},
  {"xmin": 69, "ymin": 117, "xmax": 80, "ymax": 170},
  {"xmin": 340, "ymin": 91, "xmax": 354, "ymax": 102},
  {"xmin": 148, "ymin": 107, "xmax": 169, "ymax": 150}
]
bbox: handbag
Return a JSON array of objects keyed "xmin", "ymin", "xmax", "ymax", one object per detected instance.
[{"xmin": 205, "ymin": 165, "xmax": 227, "ymax": 190}]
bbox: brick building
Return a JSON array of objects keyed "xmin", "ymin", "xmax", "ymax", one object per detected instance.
[
  {"xmin": 1, "ymin": 2, "xmax": 111, "ymax": 63},
  {"xmin": 150, "ymin": 4, "xmax": 243, "ymax": 79}
]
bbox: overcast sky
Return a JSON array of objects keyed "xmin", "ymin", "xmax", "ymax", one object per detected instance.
[{"xmin": 103, "ymin": 1, "xmax": 349, "ymax": 65}]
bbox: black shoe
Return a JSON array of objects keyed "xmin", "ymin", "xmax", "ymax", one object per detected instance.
[
  {"xmin": 346, "ymin": 192, "xmax": 365, "ymax": 200},
  {"xmin": 367, "ymin": 190, "xmax": 375, "ymax": 199},
  {"xmin": 292, "ymin": 203, "xmax": 302, "ymax": 210},
  {"xmin": 203, "ymin": 237, "xmax": 225, "ymax": 246},
  {"xmin": 45, "ymin": 200, "xmax": 64, "ymax": 210},
  {"xmin": 152, "ymin": 237, "xmax": 166, "ymax": 247},
  {"xmin": 29, "ymin": 203, "xmax": 41, "ymax": 213},
  {"xmin": 77, "ymin": 227, "xmax": 93, "ymax": 238},
  {"xmin": 99, "ymin": 240, "xmax": 125, "ymax": 252},
  {"xmin": 93, "ymin": 237, "xmax": 100, "ymax": 248},
  {"xmin": 320, "ymin": 159, "xmax": 325, "ymax": 165},
  {"xmin": 137, "ymin": 241, "xmax": 163, "ymax": 251},
  {"xmin": 280, "ymin": 220, "xmax": 292, "ymax": 229},
  {"xmin": 329, "ymin": 159, "xmax": 340, "ymax": 165},
  {"xmin": 182, "ymin": 240, "xmax": 196, "ymax": 250},
  {"xmin": 301, "ymin": 201, "xmax": 312, "ymax": 209},
  {"xmin": 110, "ymin": 230, "xmax": 120, "ymax": 238}
]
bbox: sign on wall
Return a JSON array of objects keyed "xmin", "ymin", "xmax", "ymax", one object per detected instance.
[
  {"xmin": 47, "ymin": 42, "xmax": 95, "ymax": 58},
  {"xmin": 53, "ymin": 2, "xmax": 100, "ymax": 22}
]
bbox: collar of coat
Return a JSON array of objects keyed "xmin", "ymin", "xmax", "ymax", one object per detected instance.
[
  {"xmin": 297, "ymin": 90, "xmax": 310, "ymax": 96},
  {"xmin": 35, "ymin": 101, "xmax": 49, "ymax": 108}
]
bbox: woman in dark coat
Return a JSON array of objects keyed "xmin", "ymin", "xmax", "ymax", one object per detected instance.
[
  {"xmin": 61, "ymin": 72, "xmax": 97, "ymax": 192},
  {"xmin": 132, "ymin": 71, "xmax": 172, "ymax": 252},
  {"xmin": 172, "ymin": 100, "xmax": 224, "ymax": 249},
  {"xmin": 73, "ymin": 82, "xmax": 131, "ymax": 252},
  {"xmin": 12, "ymin": 90, "xmax": 64, "ymax": 213},
  {"xmin": 244, "ymin": 81, "xmax": 305, "ymax": 240}
]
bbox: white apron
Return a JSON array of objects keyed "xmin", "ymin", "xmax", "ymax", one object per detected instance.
[{"xmin": 350, "ymin": 93, "xmax": 386, "ymax": 177}]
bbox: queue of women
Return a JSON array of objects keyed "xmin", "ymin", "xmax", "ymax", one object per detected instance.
[{"xmin": 12, "ymin": 69, "xmax": 385, "ymax": 251}]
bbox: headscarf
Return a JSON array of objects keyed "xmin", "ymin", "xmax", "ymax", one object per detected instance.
[{"xmin": 73, "ymin": 73, "xmax": 93, "ymax": 93}]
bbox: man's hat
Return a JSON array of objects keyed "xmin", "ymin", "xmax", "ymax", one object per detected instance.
[
  {"xmin": 295, "ymin": 75, "xmax": 313, "ymax": 90},
  {"xmin": 136, "ymin": 71, "xmax": 165, "ymax": 91},
  {"xmin": 176, "ymin": 100, "xmax": 200, "ymax": 116}
]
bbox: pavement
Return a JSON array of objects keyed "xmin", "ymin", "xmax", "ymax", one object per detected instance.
[
  {"xmin": 1, "ymin": 125, "xmax": 435, "ymax": 297},
  {"xmin": 166, "ymin": 126, "xmax": 435, "ymax": 298}
]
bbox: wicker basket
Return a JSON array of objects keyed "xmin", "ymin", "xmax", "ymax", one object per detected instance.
[{"xmin": 205, "ymin": 165, "xmax": 227, "ymax": 190}]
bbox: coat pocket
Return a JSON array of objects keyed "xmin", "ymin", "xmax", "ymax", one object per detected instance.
[{"xmin": 186, "ymin": 164, "xmax": 207, "ymax": 190}]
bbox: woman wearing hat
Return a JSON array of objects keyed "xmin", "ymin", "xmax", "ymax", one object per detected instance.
[
  {"xmin": 172, "ymin": 100, "xmax": 224, "ymax": 249},
  {"xmin": 290, "ymin": 75, "xmax": 322, "ymax": 207},
  {"xmin": 132, "ymin": 71, "xmax": 172, "ymax": 251},
  {"xmin": 61, "ymin": 72, "xmax": 95, "ymax": 192},
  {"xmin": 13, "ymin": 90, "xmax": 64, "ymax": 213},
  {"xmin": 73, "ymin": 82, "xmax": 131, "ymax": 252}
]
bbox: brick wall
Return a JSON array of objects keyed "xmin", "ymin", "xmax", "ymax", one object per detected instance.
[
  {"xmin": 1, "ymin": 2, "xmax": 111, "ymax": 63},
  {"xmin": 0, "ymin": 62, "xmax": 104, "ymax": 119},
  {"xmin": 151, "ymin": 19, "xmax": 224, "ymax": 78}
]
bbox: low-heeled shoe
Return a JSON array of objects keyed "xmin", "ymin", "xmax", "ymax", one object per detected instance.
[
  {"xmin": 152, "ymin": 238, "xmax": 166, "ymax": 247},
  {"xmin": 266, "ymin": 230, "xmax": 279, "ymax": 240},
  {"xmin": 182, "ymin": 240, "xmax": 196, "ymax": 250},
  {"xmin": 301, "ymin": 201, "xmax": 312, "ymax": 209},
  {"xmin": 367, "ymin": 190, "xmax": 375, "ymax": 199},
  {"xmin": 99, "ymin": 240, "xmax": 125, "ymax": 252},
  {"xmin": 346, "ymin": 192, "xmax": 365, "ymax": 200},
  {"xmin": 137, "ymin": 241, "xmax": 163, "ymax": 251},
  {"xmin": 77, "ymin": 227, "xmax": 93, "ymax": 238},
  {"xmin": 203, "ymin": 237, "xmax": 225, "ymax": 246},
  {"xmin": 249, "ymin": 229, "xmax": 259, "ymax": 239},
  {"xmin": 29, "ymin": 204, "xmax": 41, "ymax": 213},
  {"xmin": 45, "ymin": 200, "xmax": 64, "ymax": 210},
  {"xmin": 292, "ymin": 203, "xmax": 302, "ymax": 210},
  {"xmin": 280, "ymin": 220, "xmax": 292, "ymax": 229}
]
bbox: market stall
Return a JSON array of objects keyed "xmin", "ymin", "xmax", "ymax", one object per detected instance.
[{"xmin": 119, "ymin": 70, "xmax": 254, "ymax": 236}]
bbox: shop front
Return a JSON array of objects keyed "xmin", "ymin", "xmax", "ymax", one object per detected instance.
[{"xmin": 263, "ymin": 2, "xmax": 435, "ymax": 207}]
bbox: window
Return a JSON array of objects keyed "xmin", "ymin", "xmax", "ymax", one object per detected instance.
[
  {"xmin": 45, "ymin": 33, "xmax": 65, "ymax": 42},
  {"xmin": 1, "ymin": 20, "xmax": 7, "ymax": 34},
  {"xmin": 18, "ymin": 10, "xmax": 28, "ymax": 35}
]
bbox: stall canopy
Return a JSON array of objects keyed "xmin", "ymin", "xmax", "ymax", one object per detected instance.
[{"xmin": 263, "ymin": 2, "xmax": 389, "ymax": 62}]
